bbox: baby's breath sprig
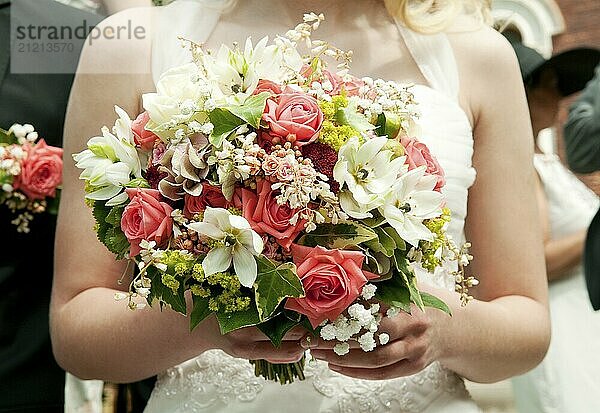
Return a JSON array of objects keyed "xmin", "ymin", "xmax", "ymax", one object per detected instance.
[{"xmin": 447, "ymin": 239, "xmax": 478, "ymax": 306}]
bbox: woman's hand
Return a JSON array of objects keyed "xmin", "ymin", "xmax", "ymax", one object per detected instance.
[
  {"xmin": 206, "ymin": 318, "xmax": 307, "ymax": 364},
  {"xmin": 310, "ymin": 306, "xmax": 443, "ymax": 380}
]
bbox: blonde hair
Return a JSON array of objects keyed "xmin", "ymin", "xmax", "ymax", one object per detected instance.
[{"xmin": 384, "ymin": 0, "xmax": 492, "ymax": 33}]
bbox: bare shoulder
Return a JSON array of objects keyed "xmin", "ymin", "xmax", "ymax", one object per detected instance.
[
  {"xmin": 77, "ymin": 6, "xmax": 153, "ymax": 77},
  {"xmin": 447, "ymin": 25, "xmax": 524, "ymax": 124}
]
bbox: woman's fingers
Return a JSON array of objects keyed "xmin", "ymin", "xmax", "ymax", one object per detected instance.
[
  {"xmin": 226, "ymin": 340, "xmax": 305, "ymax": 362},
  {"xmin": 311, "ymin": 339, "xmax": 410, "ymax": 369},
  {"xmin": 326, "ymin": 357, "xmax": 429, "ymax": 381}
]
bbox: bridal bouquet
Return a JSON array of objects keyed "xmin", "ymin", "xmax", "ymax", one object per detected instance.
[
  {"xmin": 74, "ymin": 13, "xmax": 476, "ymax": 384},
  {"xmin": 1, "ymin": 124, "xmax": 63, "ymax": 233}
]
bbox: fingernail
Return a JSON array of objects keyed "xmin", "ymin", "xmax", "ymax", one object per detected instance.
[{"xmin": 300, "ymin": 334, "xmax": 318, "ymax": 349}]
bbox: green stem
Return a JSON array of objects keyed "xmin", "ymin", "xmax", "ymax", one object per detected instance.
[{"xmin": 249, "ymin": 355, "xmax": 306, "ymax": 385}]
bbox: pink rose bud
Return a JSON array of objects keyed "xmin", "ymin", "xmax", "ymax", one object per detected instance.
[
  {"xmin": 132, "ymin": 111, "xmax": 161, "ymax": 152},
  {"xmin": 183, "ymin": 184, "xmax": 230, "ymax": 219},
  {"xmin": 401, "ymin": 136, "xmax": 446, "ymax": 192}
]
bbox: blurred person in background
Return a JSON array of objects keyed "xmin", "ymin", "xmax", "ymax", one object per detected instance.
[
  {"xmin": 563, "ymin": 66, "xmax": 600, "ymax": 313},
  {"xmin": 0, "ymin": 2, "xmax": 100, "ymax": 412},
  {"xmin": 507, "ymin": 39, "xmax": 600, "ymax": 413}
]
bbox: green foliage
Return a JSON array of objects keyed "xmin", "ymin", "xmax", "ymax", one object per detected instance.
[
  {"xmin": 300, "ymin": 222, "xmax": 377, "ymax": 249},
  {"xmin": 257, "ymin": 312, "xmax": 302, "ymax": 348},
  {"xmin": 146, "ymin": 266, "xmax": 188, "ymax": 315},
  {"xmin": 190, "ymin": 295, "xmax": 212, "ymax": 331},
  {"xmin": 226, "ymin": 92, "xmax": 270, "ymax": 129},
  {"xmin": 374, "ymin": 112, "xmax": 401, "ymax": 139},
  {"xmin": 216, "ymin": 303, "xmax": 262, "ymax": 334},
  {"xmin": 0, "ymin": 128, "xmax": 15, "ymax": 145},
  {"xmin": 254, "ymin": 256, "xmax": 304, "ymax": 321},
  {"xmin": 335, "ymin": 102, "xmax": 376, "ymax": 134},
  {"xmin": 92, "ymin": 201, "xmax": 129, "ymax": 259},
  {"xmin": 421, "ymin": 292, "xmax": 452, "ymax": 316},
  {"xmin": 363, "ymin": 226, "xmax": 396, "ymax": 258},
  {"xmin": 377, "ymin": 274, "xmax": 412, "ymax": 314},
  {"xmin": 208, "ymin": 109, "xmax": 245, "ymax": 147}
]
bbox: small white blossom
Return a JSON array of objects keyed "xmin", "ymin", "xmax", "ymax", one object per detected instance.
[
  {"xmin": 358, "ymin": 332, "xmax": 377, "ymax": 352},
  {"xmin": 333, "ymin": 342, "xmax": 350, "ymax": 356},
  {"xmin": 361, "ymin": 284, "xmax": 377, "ymax": 300},
  {"xmin": 379, "ymin": 333, "xmax": 390, "ymax": 345},
  {"xmin": 320, "ymin": 324, "xmax": 336, "ymax": 341}
]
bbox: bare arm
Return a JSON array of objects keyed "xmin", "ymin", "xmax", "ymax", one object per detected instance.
[
  {"xmin": 50, "ymin": 9, "xmax": 304, "ymax": 382},
  {"xmin": 436, "ymin": 28, "xmax": 549, "ymax": 382}
]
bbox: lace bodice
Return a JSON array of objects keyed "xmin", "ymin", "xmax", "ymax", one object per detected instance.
[{"xmin": 145, "ymin": 2, "xmax": 479, "ymax": 412}]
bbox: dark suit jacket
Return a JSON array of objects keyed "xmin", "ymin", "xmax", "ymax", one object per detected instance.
[
  {"xmin": 0, "ymin": 1, "xmax": 98, "ymax": 411},
  {"xmin": 564, "ymin": 65, "xmax": 600, "ymax": 310}
]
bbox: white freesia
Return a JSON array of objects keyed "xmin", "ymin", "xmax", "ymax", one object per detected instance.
[
  {"xmin": 73, "ymin": 106, "xmax": 142, "ymax": 206},
  {"xmin": 142, "ymin": 63, "xmax": 209, "ymax": 140},
  {"xmin": 333, "ymin": 136, "xmax": 407, "ymax": 218},
  {"xmin": 187, "ymin": 207, "xmax": 264, "ymax": 288},
  {"xmin": 381, "ymin": 166, "xmax": 444, "ymax": 247}
]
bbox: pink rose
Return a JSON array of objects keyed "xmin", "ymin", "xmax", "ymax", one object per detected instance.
[
  {"xmin": 285, "ymin": 244, "xmax": 378, "ymax": 328},
  {"xmin": 14, "ymin": 139, "xmax": 63, "ymax": 200},
  {"xmin": 254, "ymin": 79, "xmax": 283, "ymax": 96},
  {"xmin": 342, "ymin": 75, "xmax": 365, "ymax": 97},
  {"xmin": 183, "ymin": 184, "xmax": 230, "ymax": 219},
  {"xmin": 262, "ymin": 91, "xmax": 324, "ymax": 147},
  {"xmin": 238, "ymin": 180, "xmax": 305, "ymax": 250},
  {"xmin": 121, "ymin": 188, "xmax": 173, "ymax": 257},
  {"xmin": 132, "ymin": 111, "xmax": 161, "ymax": 152},
  {"xmin": 401, "ymin": 136, "xmax": 446, "ymax": 192}
]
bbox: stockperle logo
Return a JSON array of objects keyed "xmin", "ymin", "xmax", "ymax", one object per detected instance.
[{"xmin": 10, "ymin": 0, "xmax": 148, "ymax": 75}]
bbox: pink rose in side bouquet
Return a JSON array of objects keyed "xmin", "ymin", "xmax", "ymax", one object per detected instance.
[
  {"xmin": 14, "ymin": 139, "xmax": 63, "ymax": 200},
  {"xmin": 121, "ymin": 188, "xmax": 173, "ymax": 257},
  {"xmin": 401, "ymin": 136, "xmax": 446, "ymax": 192},
  {"xmin": 183, "ymin": 184, "xmax": 230, "ymax": 219},
  {"xmin": 261, "ymin": 90, "xmax": 324, "ymax": 147},
  {"xmin": 285, "ymin": 244, "xmax": 378, "ymax": 328},
  {"xmin": 132, "ymin": 111, "xmax": 161, "ymax": 152},
  {"xmin": 236, "ymin": 180, "xmax": 306, "ymax": 250}
]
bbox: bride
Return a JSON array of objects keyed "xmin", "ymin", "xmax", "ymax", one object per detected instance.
[{"xmin": 51, "ymin": 1, "xmax": 551, "ymax": 412}]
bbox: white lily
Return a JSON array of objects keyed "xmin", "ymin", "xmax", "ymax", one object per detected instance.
[
  {"xmin": 73, "ymin": 106, "xmax": 142, "ymax": 206},
  {"xmin": 187, "ymin": 207, "xmax": 264, "ymax": 288},
  {"xmin": 380, "ymin": 166, "xmax": 444, "ymax": 247},
  {"xmin": 333, "ymin": 136, "xmax": 407, "ymax": 218}
]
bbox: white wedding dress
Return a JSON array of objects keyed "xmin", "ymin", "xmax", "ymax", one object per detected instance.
[
  {"xmin": 511, "ymin": 153, "xmax": 600, "ymax": 413},
  {"xmin": 145, "ymin": 1, "xmax": 479, "ymax": 412}
]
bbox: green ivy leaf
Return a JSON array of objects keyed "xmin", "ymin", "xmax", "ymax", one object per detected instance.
[
  {"xmin": 383, "ymin": 226, "xmax": 406, "ymax": 251},
  {"xmin": 363, "ymin": 226, "xmax": 396, "ymax": 258},
  {"xmin": 376, "ymin": 274, "xmax": 411, "ymax": 314},
  {"xmin": 300, "ymin": 222, "xmax": 377, "ymax": 249},
  {"xmin": 226, "ymin": 92, "xmax": 270, "ymax": 129},
  {"xmin": 362, "ymin": 249, "xmax": 392, "ymax": 278},
  {"xmin": 257, "ymin": 312, "xmax": 301, "ymax": 348},
  {"xmin": 105, "ymin": 205, "xmax": 125, "ymax": 227},
  {"xmin": 216, "ymin": 304, "xmax": 262, "ymax": 335},
  {"xmin": 104, "ymin": 227, "xmax": 130, "ymax": 259},
  {"xmin": 190, "ymin": 295, "xmax": 213, "ymax": 331},
  {"xmin": 208, "ymin": 108, "xmax": 245, "ymax": 147},
  {"xmin": 254, "ymin": 256, "xmax": 304, "ymax": 321},
  {"xmin": 0, "ymin": 128, "xmax": 15, "ymax": 145},
  {"xmin": 92, "ymin": 201, "xmax": 111, "ymax": 242},
  {"xmin": 420, "ymin": 292, "xmax": 452, "ymax": 316}
]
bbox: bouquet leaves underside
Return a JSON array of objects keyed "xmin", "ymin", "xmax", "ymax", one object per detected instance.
[{"xmin": 92, "ymin": 201, "xmax": 129, "ymax": 259}]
